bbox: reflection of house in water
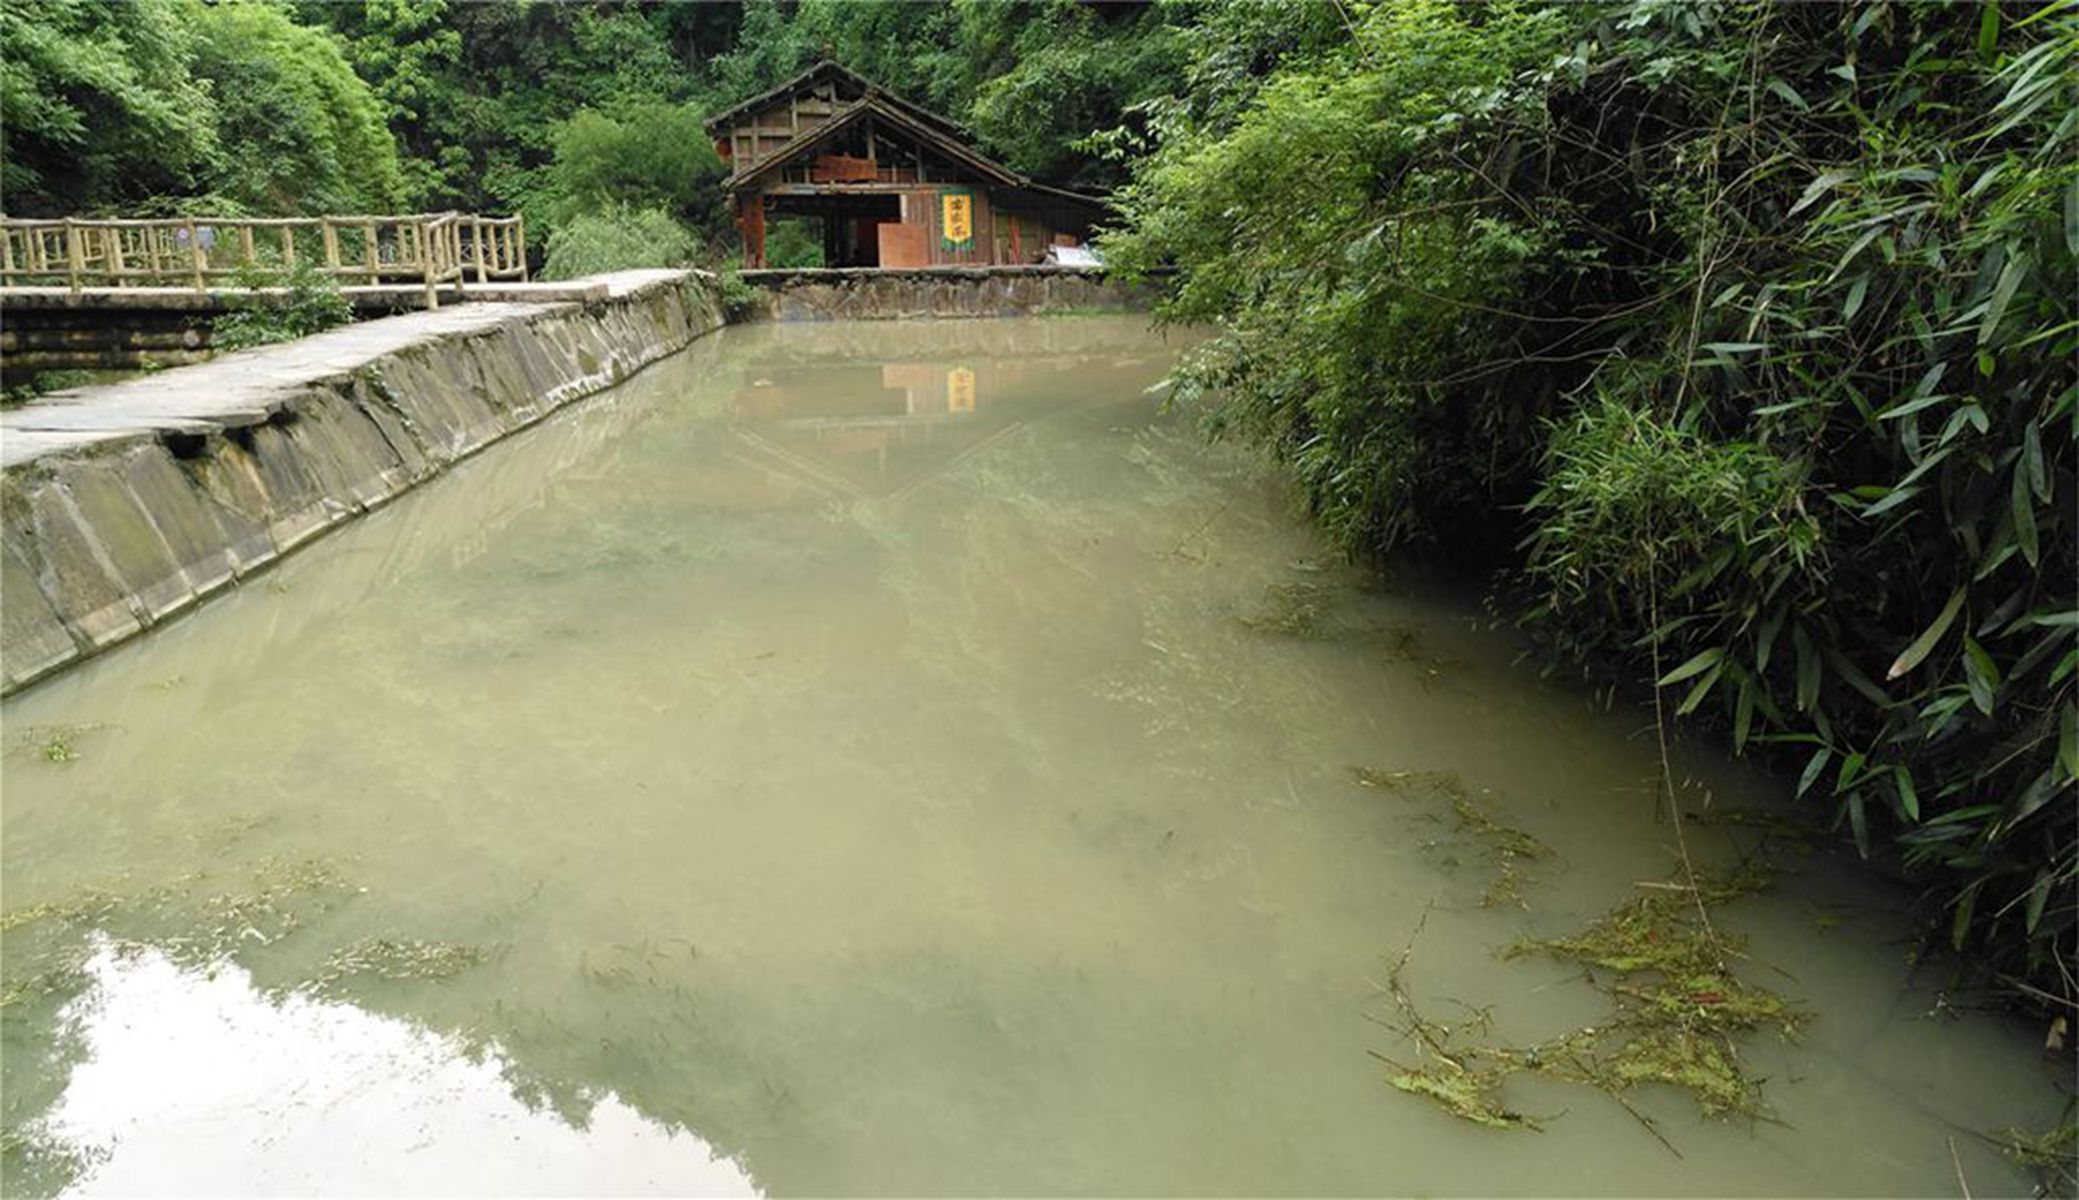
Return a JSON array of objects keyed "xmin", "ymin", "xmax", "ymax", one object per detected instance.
[
  {"xmin": 672, "ymin": 320, "xmax": 1185, "ymax": 510},
  {"xmin": 727, "ymin": 360, "xmax": 1026, "ymax": 502}
]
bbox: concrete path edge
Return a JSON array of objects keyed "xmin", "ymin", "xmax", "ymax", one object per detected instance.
[{"xmin": 0, "ymin": 269, "xmax": 724, "ymax": 696}]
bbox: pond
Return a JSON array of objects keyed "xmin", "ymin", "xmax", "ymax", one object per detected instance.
[{"xmin": 0, "ymin": 315, "xmax": 2062, "ymax": 1196}]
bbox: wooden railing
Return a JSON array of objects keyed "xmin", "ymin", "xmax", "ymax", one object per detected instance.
[{"xmin": 0, "ymin": 213, "xmax": 527, "ymax": 309}]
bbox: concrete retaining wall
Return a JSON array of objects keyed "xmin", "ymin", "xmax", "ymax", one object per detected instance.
[
  {"xmin": 1, "ymin": 269, "xmax": 723, "ymax": 694},
  {"xmin": 741, "ymin": 265, "xmax": 1156, "ymax": 321},
  {"xmin": 0, "ymin": 281, "xmax": 637, "ymax": 373}
]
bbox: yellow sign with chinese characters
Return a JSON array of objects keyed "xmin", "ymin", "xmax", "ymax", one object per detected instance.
[
  {"xmin": 947, "ymin": 367, "xmax": 976, "ymax": 413},
  {"xmin": 940, "ymin": 191, "xmax": 974, "ymax": 250}
]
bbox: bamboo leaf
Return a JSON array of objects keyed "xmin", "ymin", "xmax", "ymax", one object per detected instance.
[
  {"xmin": 1842, "ymin": 274, "xmax": 1869, "ymax": 320},
  {"xmin": 1963, "ymin": 635, "xmax": 1999, "ymax": 714},
  {"xmin": 1978, "ymin": 253, "xmax": 2028, "ymax": 346},
  {"xmin": 1875, "ymin": 393, "xmax": 1949, "ymax": 422},
  {"xmin": 1831, "ymin": 649, "xmax": 1892, "ymax": 705},
  {"xmin": 1894, "ymin": 765, "xmax": 1920, "ymax": 821},
  {"xmin": 2065, "ymin": 171, "xmax": 2078, "ymax": 259},
  {"xmin": 2060, "ymin": 702, "xmax": 2078, "ymax": 781},
  {"xmin": 1676, "ymin": 663, "xmax": 1723, "ymax": 716},
  {"xmin": 2001, "ymin": 767, "xmax": 2058, "ymax": 830},
  {"xmin": 1795, "ymin": 624, "xmax": 1821, "ymax": 711},
  {"xmin": 2024, "ymin": 421, "xmax": 2048, "ymax": 501},
  {"xmin": 2012, "ymin": 466, "xmax": 2040, "ymax": 567},
  {"xmin": 2025, "ymin": 871, "xmax": 2052, "ymax": 934},
  {"xmin": 1887, "ymin": 587, "xmax": 1966, "ymax": 680},
  {"xmin": 1862, "ymin": 483, "xmax": 1923, "ymax": 516},
  {"xmin": 1836, "ymin": 750, "xmax": 1866, "ymax": 793},
  {"xmin": 1791, "ymin": 170, "xmax": 1852, "ymax": 216},
  {"xmin": 1657, "ymin": 647, "xmax": 1723, "ymax": 687},
  {"xmin": 1952, "ymin": 884, "xmax": 1980, "ymax": 950},
  {"xmin": 1755, "ymin": 604, "xmax": 1786, "ymax": 675},
  {"xmin": 1798, "ymin": 746, "xmax": 1832, "ymax": 798}
]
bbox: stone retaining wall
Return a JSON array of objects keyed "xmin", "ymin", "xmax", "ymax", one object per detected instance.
[
  {"xmin": 1, "ymin": 270, "xmax": 723, "ymax": 694},
  {"xmin": 0, "ymin": 282, "xmax": 629, "ymax": 373},
  {"xmin": 741, "ymin": 265, "xmax": 1157, "ymax": 321}
]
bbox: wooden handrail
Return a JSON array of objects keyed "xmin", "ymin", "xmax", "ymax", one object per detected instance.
[{"xmin": 0, "ymin": 212, "xmax": 529, "ymax": 308}]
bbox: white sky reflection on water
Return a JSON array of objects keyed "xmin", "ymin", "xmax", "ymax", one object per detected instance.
[{"xmin": 45, "ymin": 939, "xmax": 758, "ymax": 1198}]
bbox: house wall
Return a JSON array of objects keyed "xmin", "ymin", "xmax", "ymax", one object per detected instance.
[
  {"xmin": 741, "ymin": 186, "xmax": 1101, "ymax": 270},
  {"xmin": 898, "ymin": 188, "xmax": 995, "ymax": 268},
  {"xmin": 717, "ymin": 79, "xmax": 849, "ymax": 171},
  {"xmin": 990, "ymin": 200, "xmax": 1098, "ymax": 266}
]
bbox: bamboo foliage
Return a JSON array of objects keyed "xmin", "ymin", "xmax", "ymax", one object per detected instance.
[{"xmin": 1105, "ymin": 0, "xmax": 2077, "ymax": 1005}]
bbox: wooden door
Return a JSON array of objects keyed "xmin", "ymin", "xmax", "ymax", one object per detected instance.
[{"xmin": 877, "ymin": 223, "xmax": 928, "ymax": 268}]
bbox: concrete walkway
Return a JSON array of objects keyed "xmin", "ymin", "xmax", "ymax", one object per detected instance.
[{"xmin": 0, "ymin": 269, "xmax": 697, "ymax": 469}]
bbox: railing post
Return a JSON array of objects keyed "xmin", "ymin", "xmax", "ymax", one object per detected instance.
[
  {"xmin": 471, "ymin": 217, "xmax": 488, "ymax": 283},
  {"xmin": 63, "ymin": 218, "xmax": 84, "ymax": 294},
  {"xmin": 362, "ymin": 222, "xmax": 379, "ymax": 283},
  {"xmin": 419, "ymin": 217, "xmax": 438, "ymax": 310},
  {"xmin": 321, "ymin": 218, "xmax": 340, "ymax": 279},
  {"xmin": 516, "ymin": 215, "xmax": 528, "ymax": 281},
  {"xmin": 186, "ymin": 219, "xmax": 206, "ymax": 291},
  {"xmin": 106, "ymin": 226, "xmax": 127, "ymax": 288},
  {"xmin": 238, "ymin": 224, "xmax": 256, "ymax": 270},
  {"xmin": 2, "ymin": 224, "xmax": 16, "ymax": 288},
  {"xmin": 280, "ymin": 225, "xmax": 296, "ymax": 272}
]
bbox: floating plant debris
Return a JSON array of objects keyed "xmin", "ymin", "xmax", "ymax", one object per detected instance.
[
  {"xmin": 1370, "ymin": 867, "xmax": 1808, "ymax": 1147},
  {"xmin": 1350, "ymin": 767, "xmax": 1551, "ymax": 908},
  {"xmin": 1239, "ymin": 581, "xmax": 1333, "ymax": 638},
  {"xmin": 314, "ymin": 938, "xmax": 491, "ymax": 991}
]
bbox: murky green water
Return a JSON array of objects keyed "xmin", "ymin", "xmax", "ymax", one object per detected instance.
[{"xmin": 1, "ymin": 316, "xmax": 2064, "ymax": 1196}]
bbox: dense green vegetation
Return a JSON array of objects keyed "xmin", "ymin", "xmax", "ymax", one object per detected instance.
[
  {"xmin": 0, "ymin": 0, "xmax": 2071, "ymax": 1013},
  {"xmin": 1106, "ymin": 0, "xmax": 2077, "ymax": 1009},
  {"xmin": 1, "ymin": 0, "xmax": 400, "ymax": 213},
  {"xmin": 2, "ymin": 0, "xmax": 1178, "ymax": 267}
]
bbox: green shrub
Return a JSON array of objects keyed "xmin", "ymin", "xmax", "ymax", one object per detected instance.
[
  {"xmin": 1, "ymin": 369, "xmax": 96, "ymax": 409},
  {"xmin": 532, "ymin": 102, "xmax": 728, "ymax": 240},
  {"xmin": 716, "ymin": 270, "xmax": 762, "ymax": 321},
  {"xmin": 213, "ymin": 261, "xmax": 353, "ymax": 352},
  {"xmin": 762, "ymin": 217, "xmax": 824, "ymax": 270},
  {"xmin": 538, "ymin": 206, "xmax": 698, "ymax": 281}
]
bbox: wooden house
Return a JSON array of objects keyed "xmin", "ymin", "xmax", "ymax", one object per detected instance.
[{"xmin": 706, "ymin": 61, "xmax": 1108, "ymax": 269}]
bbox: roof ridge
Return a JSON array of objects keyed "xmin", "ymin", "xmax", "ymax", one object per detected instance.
[{"xmin": 703, "ymin": 59, "xmax": 967, "ymax": 138}]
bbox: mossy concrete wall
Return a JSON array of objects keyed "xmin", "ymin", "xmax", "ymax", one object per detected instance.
[
  {"xmin": 1, "ymin": 270, "xmax": 723, "ymax": 695},
  {"xmin": 740, "ymin": 266, "xmax": 1157, "ymax": 321}
]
